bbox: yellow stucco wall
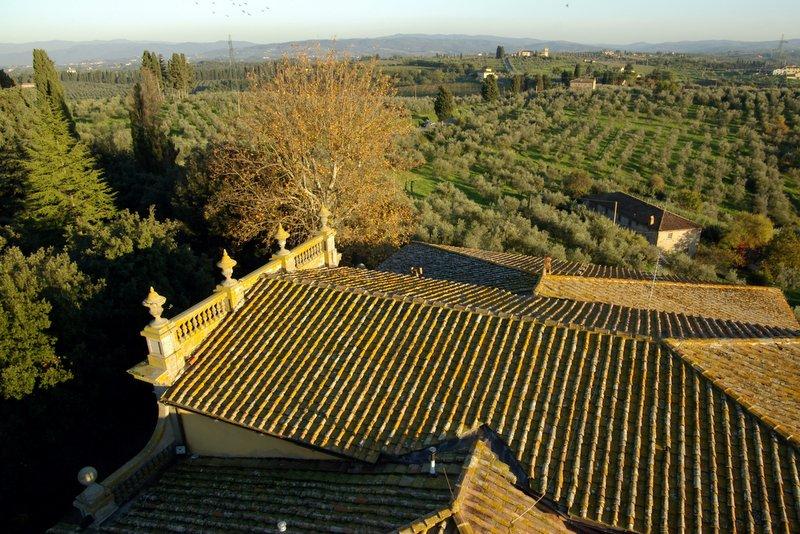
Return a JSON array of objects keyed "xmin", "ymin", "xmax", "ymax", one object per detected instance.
[
  {"xmin": 656, "ymin": 228, "xmax": 701, "ymax": 256},
  {"xmin": 177, "ymin": 408, "xmax": 339, "ymax": 459}
]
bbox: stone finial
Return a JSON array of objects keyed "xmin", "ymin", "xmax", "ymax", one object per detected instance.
[
  {"xmin": 319, "ymin": 204, "xmax": 331, "ymax": 231},
  {"xmin": 217, "ymin": 249, "xmax": 237, "ymax": 286},
  {"xmin": 543, "ymin": 256, "xmax": 552, "ymax": 275},
  {"xmin": 77, "ymin": 466, "xmax": 98, "ymax": 486},
  {"xmin": 143, "ymin": 287, "xmax": 168, "ymax": 326},
  {"xmin": 275, "ymin": 223, "xmax": 290, "ymax": 255}
]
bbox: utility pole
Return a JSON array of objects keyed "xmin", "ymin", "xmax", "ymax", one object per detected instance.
[{"xmin": 228, "ymin": 34, "xmax": 240, "ymax": 115}]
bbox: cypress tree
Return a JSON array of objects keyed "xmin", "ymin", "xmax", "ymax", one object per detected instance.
[
  {"xmin": 574, "ymin": 63, "xmax": 583, "ymax": 78},
  {"xmin": 433, "ymin": 85, "xmax": 455, "ymax": 121},
  {"xmin": 140, "ymin": 51, "xmax": 164, "ymax": 91},
  {"xmin": 0, "ymin": 69, "xmax": 14, "ymax": 88},
  {"xmin": 167, "ymin": 53, "xmax": 195, "ymax": 98},
  {"xmin": 481, "ymin": 76, "xmax": 499, "ymax": 102},
  {"xmin": 496, "ymin": 45, "xmax": 505, "ymax": 59},
  {"xmin": 22, "ymin": 103, "xmax": 116, "ymax": 233},
  {"xmin": 129, "ymin": 69, "xmax": 175, "ymax": 172},
  {"xmin": 511, "ymin": 74, "xmax": 524, "ymax": 94},
  {"xmin": 32, "ymin": 49, "xmax": 74, "ymax": 133}
]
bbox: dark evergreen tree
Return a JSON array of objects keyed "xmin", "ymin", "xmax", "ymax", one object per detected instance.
[
  {"xmin": 32, "ymin": 49, "xmax": 74, "ymax": 133},
  {"xmin": 561, "ymin": 70, "xmax": 572, "ymax": 85},
  {"xmin": 21, "ymin": 103, "xmax": 116, "ymax": 234},
  {"xmin": 167, "ymin": 53, "xmax": 195, "ymax": 97},
  {"xmin": 574, "ymin": 63, "xmax": 583, "ymax": 78},
  {"xmin": 433, "ymin": 85, "xmax": 455, "ymax": 121},
  {"xmin": 511, "ymin": 74, "xmax": 524, "ymax": 93},
  {"xmin": 129, "ymin": 68, "xmax": 175, "ymax": 172},
  {"xmin": 0, "ymin": 245, "xmax": 73, "ymax": 399},
  {"xmin": 140, "ymin": 50, "xmax": 164, "ymax": 91},
  {"xmin": 481, "ymin": 76, "xmax": 500, "ymax": 102},
  {"xmin": 0, "ymin": 69, "xmax": 14, "ymax": 88},
  {"xmin": 496, "ymin": 46, "xmax": 505, "ymax": 59}
]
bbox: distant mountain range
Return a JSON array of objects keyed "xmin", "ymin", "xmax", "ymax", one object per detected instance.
[{"xmin": 1, "ymin": 34, "xmax": 798, "ymax": 68}]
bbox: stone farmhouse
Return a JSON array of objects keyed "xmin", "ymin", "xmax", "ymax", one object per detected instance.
[
  {"xmin": 511, "ymin": 48, "xmax": 549, "ymax": 58},
  {"xmin": 583, "ymin": 191, "xmax": 702, "ymax": 256},
  {"xmin": 569, "ymin": 77, "xmax": 596, "ymax": 91},
  {"xmin": 53, "ymin": 208, "xmax": 800, "ymax": 533},
  {"xmin": 478, "ymin": 67, "xmax": 497, "ymax": 79}
]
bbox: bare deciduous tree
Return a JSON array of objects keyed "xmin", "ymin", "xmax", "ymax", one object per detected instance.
[{"xmin": 205, "ymin": 51, "xmax": 414, "ymax": 250}]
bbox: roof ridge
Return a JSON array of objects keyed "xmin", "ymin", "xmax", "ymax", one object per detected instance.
[
  {"xmin": 541, "ymin": 272, "xmax": 758, "ymax": 290},
  {"xmin": 666, "ymin": 336, "xmax": 800, "ymax": 346},
  {"xmin": 274, "ymin": 269, "xmax": 656, "ymax": 344},
  {"xmin": 277, "ymin": 268, "xmax": 521, "ymax": 320}
]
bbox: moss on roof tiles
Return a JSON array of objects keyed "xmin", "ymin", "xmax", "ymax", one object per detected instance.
[
  {"xmin": 536, "ymin": 274, "xmax": 799, "ymax": 330},
  {"xmin": 162, "ymin": 272, "xmax": 800, "ymax": 533},
  {"xmin": 101, "ymin": 429, "xmax": 584, "ymax": 534},
  {"xmin": 283, "ymin": 267, "xmax": 800, "ymax": 341},
  {"xmin": 667, "ymin": 338, "xmax": 800, "ymax": 446}
]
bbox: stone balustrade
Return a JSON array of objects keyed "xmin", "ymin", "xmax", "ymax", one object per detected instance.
[{"xmin": 129, "ymin": 210, "xmax": 340, "ymax": 387}]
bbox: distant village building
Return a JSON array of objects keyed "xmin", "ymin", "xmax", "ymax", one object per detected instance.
[
  {"xmin": 511, "ymin": 48, "xmax": 549, "ymax": 58},
  {"xmin": 477, "ymin": 67, "xmax": 497, "ymax": 79},
  {"xmin": 19, "ymin": 82, "xmax": 35, "ymax": 89},
  {"xmin": 772, "ymin": 66, "xmax": 800, "ymax": 79},
  {"xmin": 569, "ymin": 77, "xmax": 596, "ymax": 91},
  {"xmin": 583, "ymin": 191, "xmax": 702, "ymax": 255}
]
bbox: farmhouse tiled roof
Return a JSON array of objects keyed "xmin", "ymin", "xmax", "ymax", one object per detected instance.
[
  {"xmin": 161, "ymin": 266, "xmax": 800, "ymax": 533},
  {"xmin": 583, "ymin": 191, "xmax": 701, "ymax": 232}
]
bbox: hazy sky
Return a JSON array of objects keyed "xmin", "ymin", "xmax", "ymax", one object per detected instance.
[{"xmin": 2, "ymin": 0, "xmax": 798, "ymax": 44}]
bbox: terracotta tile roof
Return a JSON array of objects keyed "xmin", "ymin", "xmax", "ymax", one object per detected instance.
[
  {"xmin": 583, "ymin": 191, "xmax": 701, "ymax": 231},
  {"xmin": 283, "ymin": 268, "xmax": 799, "ymax": 340},
  {"xmin": 536, "ymin": 274, "xmax": 799, "ymax": 329},
  {"xmin": 98, "ymin": 428, "xmax": 589, "ymax": 534},
  {"xmin": 379, "ymin": 242, "xmax": 694, "ymax": 294},
  {"xmin": 381, "ymin": 242, "xmax": 797, "ymax": 330},
  {"xmin": 667, "ymin": 338, "xmax": 800, "ymax": 444},
  {"xmin": 99, "ymin": 454, "xmax": 457, "ymax": 532},
  {"xmin": 162, "ymin": 272, "xmax": 800, "ymax": 533},
  {"xmin": 444, "ymin": 433, "xmax": 582, "ymax": 534},
  {"xmin": 378, "ymin": 242, "xmax": 539, "ymax": 293}
]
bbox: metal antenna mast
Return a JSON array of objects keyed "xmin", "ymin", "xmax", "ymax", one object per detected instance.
[
  {"xmin": 228, "ymin": 34, "xmax": 240, "ymax": 115},
  {"xmin": 777, "ymin": 33, "xmax": 787, "ymax": 67}
]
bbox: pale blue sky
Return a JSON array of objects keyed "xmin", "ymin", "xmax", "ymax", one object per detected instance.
[{"xmin": 2, "ymin": 0, "xmax": 797, "ymax": 44}]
